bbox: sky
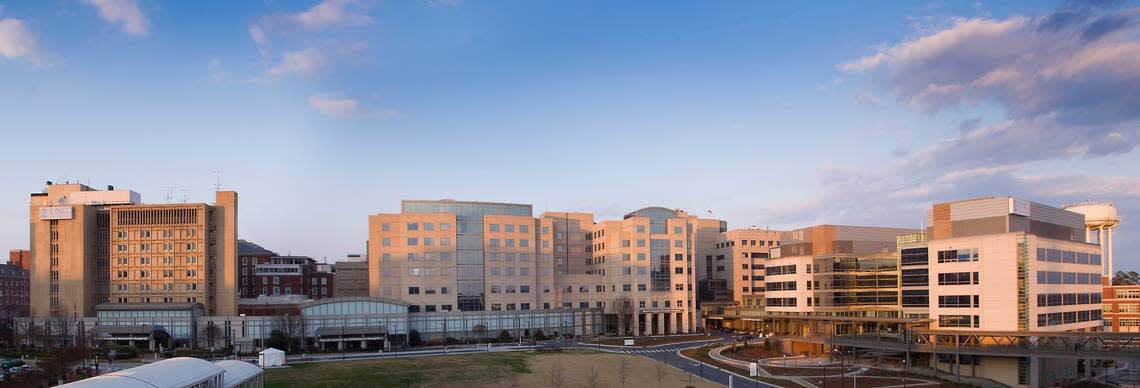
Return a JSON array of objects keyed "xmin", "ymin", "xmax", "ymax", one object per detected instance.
[{"xmin": 1, "ymin": 0, "xmax": 1138, "ymax": 268}]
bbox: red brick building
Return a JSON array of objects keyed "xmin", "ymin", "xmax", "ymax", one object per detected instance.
[
  {"xmin": 237, "ymin": 240, "xmax": 333, "ymax": 300},
  {"xmin": 1103, "ymin": 277, "xmax": 1140, "ymax": 332},
  {"xmin": 7, "ymin": 249, "xmax": 29, "ymax": 271},
  {"xmin": 0, "ymin": 263, "xmax": 29, "ymax": 319}
]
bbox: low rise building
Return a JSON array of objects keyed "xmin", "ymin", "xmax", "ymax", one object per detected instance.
[
  {"xmin": 333, "ymin": 255, "xmax": 369, "ymax": 298},
  {"xmin": 1102, "ymin": 279, "xmax": 1140, "ymax": 332}
]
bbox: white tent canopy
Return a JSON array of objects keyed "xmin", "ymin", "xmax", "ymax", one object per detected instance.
[{"xmin": 258, "ymin": 347, "xmax": 286, "ymax": 367}]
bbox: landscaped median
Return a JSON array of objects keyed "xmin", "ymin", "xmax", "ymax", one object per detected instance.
[{"xmin": 678, "ymin": 344, "xmax": 807, "ymax": 388}]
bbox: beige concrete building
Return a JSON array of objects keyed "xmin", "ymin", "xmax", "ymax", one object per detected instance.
[
  {"xmin": 367, "ymin": 200, "xmax": 724, "ymax": 335},
  {"xmin": 29, "ymin": 183, "xmax": 238, "ymax": 317},
  {"xmin": 333, "ymin": 255, "xmax": 370, "ymax": 298},
  {"xmin": 708, "ymin": 228, "xmax": 782, "ymax": 305}
]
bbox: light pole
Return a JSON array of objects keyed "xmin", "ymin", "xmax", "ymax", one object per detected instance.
[{"xmin": 902, "ymin": 358, "xmax": 907, "ymax": 388}]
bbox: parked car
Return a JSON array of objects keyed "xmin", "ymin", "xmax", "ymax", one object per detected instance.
[{"xmin": 1, "ymin": 359, "xmax": 26, "ymax": 370}]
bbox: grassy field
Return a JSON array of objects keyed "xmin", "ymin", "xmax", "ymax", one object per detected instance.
[
  {"xmin": 265, "ymin": 351, "xmax": 532, "ymax": 388},
  {"xmin": 265, "ymin": 349, "xmax": 721, "ymax": 388}
]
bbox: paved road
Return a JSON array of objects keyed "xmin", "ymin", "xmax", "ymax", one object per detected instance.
[{"xmin": 613, "ymin": 336, "xmax": 783, "ymax": 388}]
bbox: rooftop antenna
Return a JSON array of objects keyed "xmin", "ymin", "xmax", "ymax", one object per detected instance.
[
  {"xmin": 213, "ymin": 170, "xmax": 222, "ymax": 192},
  {"xmin": 164, "ymin": 185, "xmax": 176, "ymax": 203},
  {"xmin": 179, "ymin": 188, "xmax": 191, "ymax": 203}
]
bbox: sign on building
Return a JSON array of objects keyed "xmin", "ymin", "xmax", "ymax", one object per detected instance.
[{"xmin": 39, "ymin": 206, "xmax": 74, "ymax": 220}]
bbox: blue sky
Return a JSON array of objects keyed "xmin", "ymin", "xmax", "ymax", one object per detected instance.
[{"xmin": 2, "ymin": 0, "xmax": 1138, "ymax": 268}]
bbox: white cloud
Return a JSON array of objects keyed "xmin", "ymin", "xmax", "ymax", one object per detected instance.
[
  {"xmin": 248, "ymin": 25, "xmax": 268, "ymax": 45},
  {"xmin": 82, "ymin": 0, "xmax": 150, "ymax": 36},
  {"xmin": 842, "ymin": 4, "xmax": 1140, "ymax": 170},
  {"xmin": 308, "ymin": 93, "xmax": 398, "ymax": 119},
  {"xmin": 0, "ymin": 18, "xmax": 43, "ymax": 64},
  {"xmin": 249, "ymin": 0, "xmax": 370, "ymax": 45},
  {"xmin": 267, "ymin": 48, "xmax": 329, "ymax": 77}
]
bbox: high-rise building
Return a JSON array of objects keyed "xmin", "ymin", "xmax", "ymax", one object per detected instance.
[
  {"xmin": 367, "ymin": 200, "xmax": 723, "ymax": 335},
  {"xmin": 29, "ymin": 182, "xmax": 238, "ymax": 317}
]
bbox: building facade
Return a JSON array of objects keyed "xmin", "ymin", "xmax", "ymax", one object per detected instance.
[
  {"xmin": 707, "ymin": 228, "xmax": 783, "ymax": 305},
  {"xmin": 1102, "ymin": 280, "xmax": 1140, "ymax": 332},
  {"xmin": 367, "ymin": 200, "xmax": 723, "ymax": 336},
  {"xmin": 0, "ymin": 263, "xmax": 29, "ymax": 319},
  {"xmin": 761, "ymin": 224, "xmax": 917, "ymax": 319},
  {"xmin": 28, "ymin": 182, "xmax": 238, "ymax": 317},
  {"xmin": 333, "ymin": 256, "xmax": 370, "ymax": 298}
]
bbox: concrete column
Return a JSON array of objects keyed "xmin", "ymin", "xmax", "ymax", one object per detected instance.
[
  {"xmin": 1029, "ymin": 356, "xmax": 1040, "ymax": 388},
  {"xmin": 338, "ymin": 341, "xmax": 345, "ymax": 350},
  {"xmin": 671, "ymin": 312, "xmax": 679, "ymax": 334},
  {"xmin": 681, "ymin": 311, "xmax": 690, "ymax": 334},
  {"xmin": 632, "ymin": 311, "xmax": 640, "ymax": 337},
  {"xmin": 657, "ymin": 313, "xmax": 665, "ymax": 335}
]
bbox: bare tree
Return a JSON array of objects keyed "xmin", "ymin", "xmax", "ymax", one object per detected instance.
[
  {"xmin": 203, "ymin": 324, "xmax": 222, "ymax": 349},
  {"xmin": 47, "ymin": 310, "xmax": 74, "ymax": 348},
  {"xmin": 551, "ymin": 361, "xmax": 563, "ymax": 388},
  {"xmin": 14, "ymin": 318, "xmax": 39, "ymax": 348},
  {"xmin": 616, "ymin": 296, "xmax": 634, "ymax": 336},
  {"xmin": 473, "ymin": 323, "xmax": 488, "ymax": 343},
  {"xmin": 271, "ymin": 314, "xmax": 303, "ymax": 352},
  {"xmin": 588, "ymin": 366, "xmax": 600, "ymax": 388}
]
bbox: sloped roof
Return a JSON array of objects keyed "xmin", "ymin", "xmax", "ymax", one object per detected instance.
[
  {"xmin": 237, "ymin": 239, "xmax": 277, "ymax": 256},
  {"xmin": 216, "ymin": 360, "xmax": 263, "ymax": 386}
]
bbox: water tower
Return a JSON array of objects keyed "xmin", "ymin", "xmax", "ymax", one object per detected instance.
[{"xmin": 1063, "ymin": 201, "xmax": 1121, "ymax": 276}]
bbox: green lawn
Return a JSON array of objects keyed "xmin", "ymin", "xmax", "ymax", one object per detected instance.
[{"xmin": 265, "ymin": 351, "xmax": 535, "ymax": 388}]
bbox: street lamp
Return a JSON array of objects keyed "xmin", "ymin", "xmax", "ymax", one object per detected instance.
[{"xmin": 902, "ymin": 358, "xmax": 908, "ymax": 388}]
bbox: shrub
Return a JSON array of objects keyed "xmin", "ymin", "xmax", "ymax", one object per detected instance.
[
  {"xmin": 498, "ymin": 330, "xmax": 513, "ymax": 342},
  {"xmin": 408, "ymin": 330, "xmax": 423, "ymax": 346},
  {"xmin": 533, "ymin": 329, "xmax": 545, "ymax": 341}
]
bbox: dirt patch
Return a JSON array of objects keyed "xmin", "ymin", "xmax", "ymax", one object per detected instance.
[{"xmin": 502, "ymin": 352, "xmax": 720, "ymax": 388}]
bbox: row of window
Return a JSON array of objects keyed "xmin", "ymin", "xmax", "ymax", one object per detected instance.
[
  {"xmin": 114, "ymin": 256, "xmax": 199, "ymax": 266},
  {"xmin": 1037, "ymin": 309, "xmax": 1102, "ymax": 327},
  {"xmin": 1036, "ymin": 248, "xmax": 1101, "ymax": 265},
  {"xmin": 939, "ymin": 314, "xmax": 980, "ymax": 328},
  {"xmin": 114, "ymin": 283, "xmax": 199, "ymax": 292},
  {"xmin": 765, "ymin": 281, "xmax": 797, "ymax": 291},
  {"xmin": 1037, "ymin": 293, "xmax": 1102, "ymax": 307},
  {"xmin": 766, "ymin": 297, "xmax": 797, "ymax": 307},
  {"xmin": 936, "ymin": 248, "xmax": 979, "ymax": 263},
  {"xmin": 937, "ymin": 272, "xmax": 979, "ymax": 285},
  {"xmin": 1036, "ymin": 271, "xmax": 1101, "ymax": 285},
  {"xmin": 716, "ymin": 239, "xmax": 779, "ymax": 249},
  {"xmin": 938, "ymin": 295, "xmax": 980, "ymax": 308},
  {"xmin": 114, "ymin": 229, "xmax": 199, "ymax": 239},
  {"xmin": 116, "ymin": 269, "xmax": 198, "ymax": 278},
  {"xmin": 115, "ymin": 243, "xmax": 198, "ymax": 252},
  {"xmin": 383, "ymin": 222, "xmax": 453, "ymax": 232},
  {"xmin": 765, "ymin": 264, "xmax": 797, "ymax": 276}
]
